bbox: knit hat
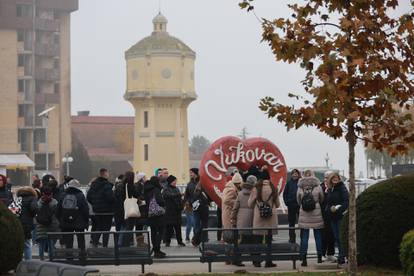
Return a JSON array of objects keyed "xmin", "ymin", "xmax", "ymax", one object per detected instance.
[
  {"xmin": 190, "ymin": 168, "xmax": 199, "ymax": 176},
  {"xmin": 167, "ymin": 175, "xmax": 177, "ymax": 185},
  {"xmin": 136, "ymin": 172, "xmax": 146, "ymax": 181},
  {"xmin": 232, "ymin": 172, "xmax": 243, "ymax": 184},
  {"xmin": 243, "ymin": 175, "xmax": 257, "ymax": 189}
]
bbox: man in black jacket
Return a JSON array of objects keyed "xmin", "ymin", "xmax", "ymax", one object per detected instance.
[
  {"xmin": 57, "ymin": 179, "xmax": 89, "ymax": 252},
  {"xmin": 87, "ymin": 168, "xmax": 115, "ymax": 247},
  {"xmin": 283, "ymin": 169, "xmax": 301, "ymax": 243}
]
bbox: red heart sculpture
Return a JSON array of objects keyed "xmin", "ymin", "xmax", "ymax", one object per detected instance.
[{"xmin": 199, "ymin": 136, "xmax": 287, "ymax": 206}]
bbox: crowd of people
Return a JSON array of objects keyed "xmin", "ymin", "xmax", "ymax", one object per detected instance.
[{"xmin": 0, "ymin": 165, "xmax": 349, "ymax": 268}]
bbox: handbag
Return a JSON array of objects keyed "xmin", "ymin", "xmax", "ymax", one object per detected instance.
[
  {"xmin": 148, "ymin": 195, "xmax": 165, "ymax": 218},
  {"xmin": 124, "ymin": 184, "xmax": 140, "ymax": 219}
]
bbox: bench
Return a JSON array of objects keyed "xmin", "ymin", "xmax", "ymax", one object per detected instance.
[
  {"xmin": 16, "ymin": 260, "xmax": 98, "ymax": 276},
  {"xmin": 47, "ymin": 230, "xmax": 152, "ymax": 273},
  {"xmin": 200, "ymin": 227, "xmax": 300, "ymax": 272}
]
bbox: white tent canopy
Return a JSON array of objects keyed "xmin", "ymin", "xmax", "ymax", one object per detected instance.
[{"xmin": 0, "ymin": 154, "xmax": 35, "ymax": 169}]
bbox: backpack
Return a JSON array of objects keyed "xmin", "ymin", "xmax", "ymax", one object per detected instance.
[
  {"xmin": 61, "ymin": 194, "xmax": 79, "ymax": 224},
  {"xmin": 301, "ymin": 186, "xmax": 316, "ymax": 211},
  {"xmin": 257, "ymin": 192, "xmax": 274, "ymax": 218},
  {"xmin": 36, "ymin": 201, "xmax": 54, "ymax": 226},
  {"xmin": 148, "ymin": 195, "xmax": 165, "ymax": 218}
]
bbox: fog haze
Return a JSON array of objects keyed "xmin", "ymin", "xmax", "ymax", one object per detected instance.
[{"xmin": 70, "ymin": 0, "xmax": 410, "ymax": 177}]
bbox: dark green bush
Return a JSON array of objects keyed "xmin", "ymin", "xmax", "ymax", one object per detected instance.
[
  {"xmin": 341, "ymin": 173, "xmax": 414, "ymax": 267},
  {"xmin": 0, "ymin": 201, "xmax": 24, "ymax": 273},
  {"xmin": 400, "ymin": 229, "xmax": 414, "ymax": 276}
]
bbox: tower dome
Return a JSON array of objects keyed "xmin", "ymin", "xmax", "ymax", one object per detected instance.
[{"xmin": 125, "ymin": 12, "xmax": 195, "ymax": 59}]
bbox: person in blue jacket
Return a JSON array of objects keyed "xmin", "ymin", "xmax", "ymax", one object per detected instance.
[{"xmin": 283, "ymin": 169, "xmax": 301, "ymax": 243}]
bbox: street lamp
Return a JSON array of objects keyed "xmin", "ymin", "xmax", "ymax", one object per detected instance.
[
  {"xmin": 37, "ymin": 106, "xmax": 55, "ymax": 173},
  {"xmin": 62, "ymin": 153, "xmax": 74, "ymax": 176}
]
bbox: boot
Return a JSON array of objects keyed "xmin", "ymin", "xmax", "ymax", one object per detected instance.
[
  {"xmin": 301, "ymin": 255, "xmax": 307, "ymax": 267},
  {"xmin": 136, "ymin": 235, "xmax": 147, "ymax": 247},
  {"xmin": 317, "ymin": 255, "xmax": 323, "ymax": 263},
  {"xmin": 265, "ymin": 261, "xmax": 276, "ymax": 268}
]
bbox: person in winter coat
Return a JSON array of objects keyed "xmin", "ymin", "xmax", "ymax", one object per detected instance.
[
  {"xmin": 16, "ymin": 186, "xmax": 37, "ymax": 260},
  {"xmin": 296, "ymin": 170, "xmax": 325, "ymax": 266},
  {"xmin": 222, "ymin": 172, "xmax": 243, "ymax": 242},
  {"xmin": 87, "ymin": 168, "xmax": 115, "ymax": 247},
  {"xmin": 325, "ymin": 172, "xmax": 349, "ymax": 266},
  {"xmin": 114, "ymin": 171, "xmax": 142, "ymax": 247},
  {"xmin": 56, "ymin": 179, "xmax": 89, "ymax": 252},
  {"xmin": 191, "ymin": 177, "xmax": 211, "ymax": 246},
  {"xmin": 230, "ymin": 175, "xmax": 256, "ymax": 267},
  {"xmin": 184, "ymin": 168, "xmax": 198, "ymax": 242},
  {"xmin": 34, "ymin": 186, "xmax": 60, "ymax": 260},
  {"xmin": 144, "ymin": 176, "xmax": 166, "ymax": 258},
  {"xmin": 283, "ymin": 169, "xmax": 301, "ymax": 243},
  {"xmin": 0, "ymin": 174, "xmax": 13, "ymax": 207},
  {"xmin": 163, "ymin": 175, "xmax": 185, "ymax": 247},
  {"xmin": 248, "ymin": 170, "xmax": 280, "ymax": 268},
  {"xmin": 320, "ymin": 171, "xmax": 336, "ymax": 262}
]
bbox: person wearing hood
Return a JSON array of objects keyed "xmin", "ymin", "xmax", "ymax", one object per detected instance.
[
  {"xmin": 163, "ymin": 175, "xmax": 185, "ymax": 247},
  {"xmin": 56, "ymin": 179, "xmax": 89, "ymax": 252},
  {"xmin": 184, "ymin": 168, "xmax": 198, "ymax": 242},
  {"xmin": 16, "ymin": 186, "xmax": 37, "ymax": 260},
  {"xmin": 325, "ymin": 172, "xmax": 349, "ymax": 266},
  {"xmin": 296, "ymin": 170, "xmax": 325, "ymax": 266},
  {"xmin": 0, "ymin": 174, "xmax": 13, "ymax": 207},
  {"xmin": 34, "ymin": 185, "xmax": 60, "ymax": 260},
  {"xmin": 87, "ymin": 168, "xmax": 115, "ymax": 247},
  {"xmin": 222, "ymin": 172, "xmax": 243, "ymax": 242},
  {"xmin": 248, "ymin": 169, "xmax": 280, "ymax": 268},
  {"xmin": 231, "ymin": 175, "xmax": 257, "ymax": 267},
  {"xmin": 283, "ymin": 169, "xmax": 301, "ymax": 243},
  {"xmin": 144, "ymin": 176, "xmax": 166, "ymax": 258}
]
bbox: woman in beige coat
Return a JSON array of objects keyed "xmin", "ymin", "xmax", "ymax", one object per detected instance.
[
  {"xmin": 296, "ymin": 170, "xmax": 324, "ymax": 266},
  {"xmin": 248, "ymin": 170, "xmax": 280, "ymax": 268},
  {"xmin": 221, "ymin": 172, "xmax": 242, "ymax": 242}
]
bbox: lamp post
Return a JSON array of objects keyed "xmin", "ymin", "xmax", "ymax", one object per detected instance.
[
  {"xmin": 37, "ymin": 106, "xmax": 55, "ymax": 173},
  {"xmin": 62, "ymin": 153, "xmax": 74, "ymax": 176}
]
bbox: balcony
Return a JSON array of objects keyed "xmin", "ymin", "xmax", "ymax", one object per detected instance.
[
  {"xmin": 35, "ymin": 42, "xmax": 59, "ymax": 57},
  {"xmin": 35, "ymin": 18, "xmax": 59, "ymax": 32},
  {"xmin": 35, "ymin": 93, "xmax": 60, "ymax": 104},
  {"xmin": 35, "ymin": 68, "xmax": 59, "ymax": 82}
]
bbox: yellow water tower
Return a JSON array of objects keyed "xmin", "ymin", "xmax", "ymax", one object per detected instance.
[{"xmin": 124, "ymin": 12, "xmax": 197, "ymax": 183}]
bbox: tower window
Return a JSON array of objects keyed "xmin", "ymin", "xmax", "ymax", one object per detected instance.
[
  {"xmin": 144, "ymin": 144, "xmax": 149, "ymax": 161},
  {"xmin": 144, "ymin": 111, "xmax": 148, "ymax": 128}
]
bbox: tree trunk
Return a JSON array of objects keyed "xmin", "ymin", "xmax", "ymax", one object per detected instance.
[{"xmin": 348, "ymin": 125, "xmax": 357, "ymax": 276}]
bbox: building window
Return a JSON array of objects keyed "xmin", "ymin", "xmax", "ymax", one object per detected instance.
[
  {"xmin": 144, "ymin": 144, "xmax": 149, "ymax": 161},
  {"xmin": 54, "ymin": 83, "xmax": 60, "ymax": 94},
  {"xmin": 144, "ymin": 111, "xmax": 148, "ymax": 128},
  {"xmin": 18, "ymin": 104, "xmax": 25, "ymax": 117},
  {"xmin": 18, "ymin": 79, "xmax": 25, "ymax": 92},
  {"xmin": 53, "ymin": 59, "xmax": 60, "ymax": 69},
  {"xmin": 18, "ymin": 54, "xmax": 25, "ymax": 67},
  {"xmin": 16, "ymin": 4, "xmax": 31, "ymax": 18},
  {"xmin": 17, "ymin": 30, "xmax": 24, "ymax": 42},
  {"xmin": 53, "ymin": 34, "xmax": 60, "ymax": 44},
  {"xmin": 34, "ymin": 129, "xmax": 46, "ymax": 144}
]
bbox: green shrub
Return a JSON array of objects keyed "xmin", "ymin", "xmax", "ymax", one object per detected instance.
[
  {"xmin": 341, "ymin": 173, "xmax": 414, "ymax": 267},
  {"xmin": 0, "ymin": 201, "xmax": 24, "ymax": 273},
  {"xmin": 400, "ymin": 229, "xmax": 414, "ymax": 276}
]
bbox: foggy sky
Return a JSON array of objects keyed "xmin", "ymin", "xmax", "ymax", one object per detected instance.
[{"xmin": 70, "ymin": 0, "xmax": 412, "ymax": 177}]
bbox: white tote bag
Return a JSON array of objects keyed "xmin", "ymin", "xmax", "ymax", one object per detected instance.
[{"xmin": 124, "ymin": 184, "xmax": 141, "ymax": 219}]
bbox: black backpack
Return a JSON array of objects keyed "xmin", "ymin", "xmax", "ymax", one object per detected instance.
[
  {"xmin": 301, "ymin": 186, "xmax": 316, "ymax": 211},
  {"xmin": 257, "ymin": 192, "xmax": 274, "ymax": 218},
  {"xmin": 61, "ymin": 194, "xmax": 79, "ymax": 224},
  {"xmin": 36, "ymin": 201, "xmax": 54, "ymax": 226}
]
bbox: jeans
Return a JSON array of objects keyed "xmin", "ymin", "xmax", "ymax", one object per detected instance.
[
  {"xmin": 185, "ymin": 212, "xmax": 195, "ymax": 240},
  {"xmin": 300, "ymin": 228, "xmax": 322, "ymax": 257},
  {"xmin": 38, "ymin": 238, "xmax": 54, "ymax": 260},
  {"xmin": 193, "ymin": 207, "xmax": 209, "ymax": 245},
  {"xmin": 91, "ymin": 215, "xmax": 113, "ymax": 247},
  {"xmin": 287, "ymin": 205, "xmax": 299, "ymax": 242},
  {"xmin": 118, "ymin": 217, "xmax": 138, "ymax": 247},
  {"xmin": 331, "ymin": 219, "xmax": 345, "ymax": 263},
  {"xmin": 23, "ymin": 239, "xmax": 32, "ymax": 260}
]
